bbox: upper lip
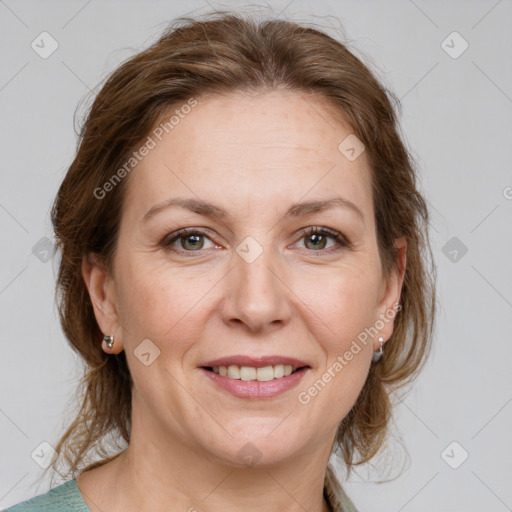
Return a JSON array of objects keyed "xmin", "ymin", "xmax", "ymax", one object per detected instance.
[{"xmin": 201, "ymin": 355, "xmax": 310, "ymax": 368}]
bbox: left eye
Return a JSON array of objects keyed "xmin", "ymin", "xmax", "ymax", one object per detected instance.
[
  {"xmin": 297, "ymin": 227, "xmax": 346, "ymax": 251},
  {"xmin": 162, "ymin": 227, "xmax": 350, "ymax": 255}
]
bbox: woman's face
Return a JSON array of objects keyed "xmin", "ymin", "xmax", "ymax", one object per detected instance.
[{"xmin": 86, "ymin": 90, "xmax": 405, "ymax": 467}]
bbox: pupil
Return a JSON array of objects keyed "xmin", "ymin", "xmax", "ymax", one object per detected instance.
[
  {"xmin": 184, "ymin": 234, "xmax": 202, "ymax": 250},
  {"xmin": 308, "ymin": 233, "xmax": 326, "ymax": 250}
]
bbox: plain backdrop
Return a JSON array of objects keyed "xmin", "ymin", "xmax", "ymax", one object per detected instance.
[{"xmin": 1, "ymin": 1, "xmax": 511, "ymax": 510}]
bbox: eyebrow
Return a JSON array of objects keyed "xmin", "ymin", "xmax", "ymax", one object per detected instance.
[{"xmin": 142, "ymin": 196, "xmax": 365, "ymax": 224}]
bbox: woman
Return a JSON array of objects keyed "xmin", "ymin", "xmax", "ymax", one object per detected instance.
[{"xmin": 6, "ymin": 9, "xmax": 436, "ymax": 512}]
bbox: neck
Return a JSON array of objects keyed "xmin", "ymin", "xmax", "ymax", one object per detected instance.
[
  {"xmin": 78, "ymin": 421, "xmax": 336, "ymax": 512},
  {"xmin": 117, "ymin": 438, "xmax": 332, "ymax": 512},
  {"xmin": 76, "ymin": 389, "xmax": 340, "ymax": 512}
]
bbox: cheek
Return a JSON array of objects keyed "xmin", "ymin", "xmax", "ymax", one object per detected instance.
[
  {"xmin": 298, "ymin": 261, "xmax": 380, "ymax": 340},
  {"xmin": 115, "ymin": 256, "xmax": 216, "ymax": 345},
  {"xmin": 301, "ymin": 271, "xmax": 377, "ymax": 419}
]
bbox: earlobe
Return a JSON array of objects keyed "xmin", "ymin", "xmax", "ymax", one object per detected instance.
[{"xmin": 81, "ymin": 253, "xmax": 122, "ymax": 351}]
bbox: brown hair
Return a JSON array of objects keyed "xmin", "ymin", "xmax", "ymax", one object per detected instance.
[{"xmin": 45, "ymin": 9, "xmax": 436, "ymax": 485}]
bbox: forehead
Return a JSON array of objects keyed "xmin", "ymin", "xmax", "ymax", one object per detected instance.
[{"xmin": 123, "ymin": 90, "xmax": 374, "ymax": 224}]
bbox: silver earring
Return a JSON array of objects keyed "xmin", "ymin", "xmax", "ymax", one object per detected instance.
[
  {"xmin": 103, "ymin": 335, "xmax": 114, "ymax": 350},
  {"xmin": 372, "ymin": 337, "xmax": 384, "ymax": 363}
]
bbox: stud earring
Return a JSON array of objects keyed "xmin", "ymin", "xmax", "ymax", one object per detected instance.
[
  {"xmin": 372, "ymin": 336, "xmax": 384, "ymax": 363},
  {"xmin": 103, "ymin": 335, "xmax": 114, "ymax": 350}
]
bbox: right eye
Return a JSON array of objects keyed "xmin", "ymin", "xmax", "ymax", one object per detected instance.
[{"xmin": 161, "ymin": 228, "xmax": 219, "ymax": 254}]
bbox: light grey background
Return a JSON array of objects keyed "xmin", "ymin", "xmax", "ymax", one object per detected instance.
[{"xmin": 1, "ymin": 0, "xmax": 511, "ymax": 510}]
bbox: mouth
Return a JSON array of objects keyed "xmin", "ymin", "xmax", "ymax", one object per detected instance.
[
  {"xmin": 201, "ymin": 364, "xmax": 309, "ymax": 382},
  {"xmin": 200, "ymin": 364, "xmax": 310, "ymax": 399}
]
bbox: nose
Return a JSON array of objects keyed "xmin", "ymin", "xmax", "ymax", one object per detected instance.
[{"xmin": 220, "ymin": 245, "xmax": 292, "ymax": 334}]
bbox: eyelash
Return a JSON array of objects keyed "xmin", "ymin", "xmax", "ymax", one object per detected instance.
[{"xmin": 161, "ymin": 226, "xmax": 352, "ymax": 256}]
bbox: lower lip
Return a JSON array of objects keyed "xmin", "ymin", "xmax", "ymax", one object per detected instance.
[{"xmin": 200, "ymin": 367, "xmax": 310, "ymax": 399}]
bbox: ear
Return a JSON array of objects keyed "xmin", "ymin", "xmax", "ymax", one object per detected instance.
[
  {"xmin": 82, "ymin": 253, "xmax": 124, "ymax": 353},
  {"xmin": 375, "ymin": 237, "xmax": 407, "ymax": 348}
]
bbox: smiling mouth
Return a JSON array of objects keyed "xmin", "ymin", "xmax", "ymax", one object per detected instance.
[{"xmin": 202, "ymin": 364, "xmax": 308, "ymax": 382}]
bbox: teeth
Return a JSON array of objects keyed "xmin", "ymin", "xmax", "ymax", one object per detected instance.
[
  {"xmin": 240, "ymin": 366, "xmax": 256, "ymax": 381},
  {"xmin": 257, "ymin": 366, "xmax": 274, "ymax": 381},
  {"xmin": 227, "ymin": 365, "xmax": 241, "ymax": 379},
  {"xmin": 274, "ymin": 364, "xmax": 284, "ymax": 378},
  {"xmin": 211, "ymin": 364, "xmax": 299, "ymax": 381}
]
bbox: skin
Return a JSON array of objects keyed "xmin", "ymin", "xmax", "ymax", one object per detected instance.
[{"xmin": 78, "ymin": 89, "xmax": 406, "ymax": 512}]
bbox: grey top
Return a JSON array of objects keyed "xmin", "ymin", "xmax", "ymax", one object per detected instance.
[{"xmin": 4, "ymin": 464, "xmax": 358, "ymax": 511}]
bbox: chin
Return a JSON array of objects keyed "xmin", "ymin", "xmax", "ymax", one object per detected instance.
[{"xmin": 204, "ymin": 425, "xmax": 311, "ymax": 469}]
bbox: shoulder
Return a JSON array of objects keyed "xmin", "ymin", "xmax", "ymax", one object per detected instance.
[{"xmin": 3, "ymin": 479, "xmax": 89, "ymax": 512}]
